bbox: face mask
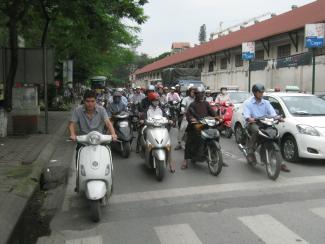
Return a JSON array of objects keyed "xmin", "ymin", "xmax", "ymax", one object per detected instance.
[{"xmin": 152, "ymin": 101, "xmax": 159, "ymax": 107}]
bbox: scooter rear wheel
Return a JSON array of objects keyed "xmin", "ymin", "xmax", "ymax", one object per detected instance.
[{"xmin": 90, "ymin": 200, "xmax": 101, "ymax": 222}]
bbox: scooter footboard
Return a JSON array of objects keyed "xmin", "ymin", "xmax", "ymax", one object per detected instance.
[{"xmin": 86, "ymin": 180, "xmax": 107, "ymax": 200}]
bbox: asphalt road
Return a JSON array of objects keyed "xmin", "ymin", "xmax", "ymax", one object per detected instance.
[{"xmin": 38, "ymin": 129, "xmax": 325, "ymax": 244}]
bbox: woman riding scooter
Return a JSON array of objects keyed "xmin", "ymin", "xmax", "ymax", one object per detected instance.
[{"xmin": 139, "ymin": 92, "xmax": 176, "ymax": 173}]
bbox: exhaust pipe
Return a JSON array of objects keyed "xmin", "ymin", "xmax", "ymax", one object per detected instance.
[{"xmin": 238, "ymin": 144, "xmax": 248, "ymax": 156}]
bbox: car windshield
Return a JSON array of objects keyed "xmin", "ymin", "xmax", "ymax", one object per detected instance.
[
  {"xmin": 229, "ymin": 92, "xmax": 251, "ymax": 104},
  {"xmin": 281, "ymin": 96, "xmax": 325, "ymax": 116}
]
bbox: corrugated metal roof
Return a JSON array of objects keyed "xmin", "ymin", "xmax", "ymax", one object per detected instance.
[{"xmin": 136, "ymin": 0, "xmax": 325, "ymax": 75}]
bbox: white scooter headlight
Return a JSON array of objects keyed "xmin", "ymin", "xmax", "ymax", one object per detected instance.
[{"xmin": 89, "ymin": 134, "xmax": 101, "ymax": 145}]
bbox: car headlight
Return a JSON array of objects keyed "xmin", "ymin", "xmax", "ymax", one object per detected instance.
[
  {"xmin": 296, "ymin": 124, "xmax": 320, "ymax": 136},
  {"xmin": 89, "ymin": 134, "xmax": 101, "ymax": 144}
]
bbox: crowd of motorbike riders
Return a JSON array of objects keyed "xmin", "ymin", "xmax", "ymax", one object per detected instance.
[{"xmin": 69, "ymin": 82, "xmax": 290, "ymax": 179}]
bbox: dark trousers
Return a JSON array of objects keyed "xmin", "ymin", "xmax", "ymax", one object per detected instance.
[
  {"xmin": 184, "ymin": 127, "xmax": 202, "ymax": 160},
  {"xmin": 247, "ymin": 123, "xmax": 259, "ymax": 154}
]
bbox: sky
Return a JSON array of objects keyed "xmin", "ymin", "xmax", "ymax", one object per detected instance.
[{"xmin": 134, "ymin": 0, "xmax": 316, "ymax": 57}]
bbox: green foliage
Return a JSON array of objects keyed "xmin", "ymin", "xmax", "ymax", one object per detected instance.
[
  {"xmin": 199, "ymin": 24, "xmax": 207, "ymax": 44},
  {"xmin": 0, "ymin": 0, "xmax": 148, "ymax": 85}
]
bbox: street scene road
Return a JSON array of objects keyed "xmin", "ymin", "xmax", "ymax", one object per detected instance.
[
  {"xmin": 37, "ymin": 129, "xmax": 325, "ymax": 244},
  {"xmin": 1, "ymin": 1, "xmax": 325, "ymax": 244}
]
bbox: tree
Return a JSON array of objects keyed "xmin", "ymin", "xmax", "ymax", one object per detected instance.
[
  {"xmin": 0, "ymin": 0, "xmax": 148, "ymax": 110},
  {"xmin": 0, "ymin": 0, "xmax": 31, "ymax": 111},
  {"xmin": 199, "ymin": 24, "xmax": 207, "ymax": 44}
]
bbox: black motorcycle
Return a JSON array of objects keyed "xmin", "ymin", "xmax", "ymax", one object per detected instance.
[
  {"xmin": 238, "ymin": 117, "xmax": 282, "ymax": 180},
  {"xmin": 128, "ymin": 102, "xmax": 140, "ymax": 132},
  {"xmin": 191, "ymin": 117, "xmax": 223, "ymax": 176},
  {"xmin": 110, "ymin": 111, "xmax": 133, "ymax": 158}
]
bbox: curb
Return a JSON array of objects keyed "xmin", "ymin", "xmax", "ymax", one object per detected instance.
[{"xmin": 1, "ymin": 120, "xmax": 68, "ymax": 244}]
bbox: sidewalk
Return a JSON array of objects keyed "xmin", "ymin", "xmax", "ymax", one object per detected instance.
[{"xmin": 0, "ymin": 111, "xmax": 71, "ymax": 244}]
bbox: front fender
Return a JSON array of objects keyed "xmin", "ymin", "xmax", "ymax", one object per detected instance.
[
  {"xmin": 86, "ymin": 180, "xmax": 107, "ymax": 200},
  {"xmin": 152, "ymin": 149, "xmax": 166, "ymax": 161},
  {"xmin": 208, "ymin": 140, "xmax": 221, "ymax": 150}
]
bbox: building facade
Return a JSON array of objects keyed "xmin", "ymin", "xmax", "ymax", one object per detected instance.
[{"xmin": 132, "ymin": 1, "xmax": 325, "ymax": 93}]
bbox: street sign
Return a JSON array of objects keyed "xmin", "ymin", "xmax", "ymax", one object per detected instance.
[
  {"xmin": 305, "ymin": 23, "xmax": 325, "ymax": 48},
  {"xmin": 242, "ymin": 42, "xmax": 255, "ymax": 60}
]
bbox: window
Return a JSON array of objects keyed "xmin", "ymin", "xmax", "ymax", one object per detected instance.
[
  {"xmin": 235, "ymin": 54, "xmax": 243, "ymax": 67},
  {"xmin": 208, "ymin": 61, "xmax": 214, "ymax": 72},
  {"xmin": 198, "ymin": 63, "xmax": 204, "ymax": 72},
  {"xmin": 268, "ymin": 97, "xmax": 285, "ymax": 117},
  {"xmin": 277, "ymin": 44, "xmax": 291, "ymax": 58},
  {"xmin": 220, "ymin": 57, "xmax": 227, "ymax": 69},
  {"xmin": 255, "ymin": 50, "xmax": 265, "ymax": 60}
]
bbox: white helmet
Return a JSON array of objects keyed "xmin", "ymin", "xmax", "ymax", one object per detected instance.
[
  {"xmin": 147, "ymin": 85, "xmax": 155, "ymax": 91},
  {"xmin": 171, "ymin": 86, "xmax": 176, "ymax": 90}
]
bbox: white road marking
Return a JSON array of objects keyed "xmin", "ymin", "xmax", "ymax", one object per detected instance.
[
  {"xmin": 310, "ymin": 207, "xmax": 325, "ymax": 219},
  {"xmin": 65, "ymin": 235, "xmax": 103, "ymax": 244},
  {"xmin": 238, "ymin": 214, "xmax": 308, "ymax": 244},
  {"xmin": 62, "ymin": 153, "xmax": 76, "ymax": 211},
  {"xmin": 111, "ymin": 175, "xmax": 325, "ymax": 204},
  {"xmin": 154, "ymin": 224, "xmax": 202, "ymax": 244}
]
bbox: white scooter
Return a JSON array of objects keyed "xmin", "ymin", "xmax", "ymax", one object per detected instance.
[
  {"xmin": 76, "ymin": 131, "xmax": 113, "ymax": 222},
  {"xmin": 139, "ymin": 116, "xmax": 171, "ymax": 181}
]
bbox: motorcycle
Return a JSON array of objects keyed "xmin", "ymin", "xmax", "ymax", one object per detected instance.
[
  {"xmin": 139, "ymin": 115, "xmax": 171, "ymax": 181},
  {"xmin": 128, "ymin": 102, "xmax": 140, "ymax": 132},
  {"xmin": 238, "ymin": 117, "xmax": 282, "ymax": 180},
  {"xmin": 75, "ymin": 131, "xmax": 113, "ymax": 222},
  {"xmin": 110, "ymin": 111, "xmax": 133, "ymax": 158},
  {"xmin": 191, "ymin": 117, "xmax": 223, "ymax": 176},
  {"xmin": 168, "ymin": 100, "xmax": 180, "ymax": 127},
  {"xmin": 211, "ymin": 101, "xmax": 233, "ymax": 138}
]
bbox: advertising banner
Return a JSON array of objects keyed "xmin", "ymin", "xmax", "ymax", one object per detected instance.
[
  {"xmin": 305, "ymin": 23, "xmax": 325, "ymax": 48},
  {"xmin": 242, "ymin": 42, "xmax": 255, "ymax": 60}
]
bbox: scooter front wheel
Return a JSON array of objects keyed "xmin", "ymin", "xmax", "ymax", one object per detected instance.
[
  {"xmin": 90, "ymin": 200, "xmax": 101, "ymax": 222},
  {"xmin": 207, "ymin": 144, "xmax": 223, "ymax": 176},
  {"xmin": 122, "ymin": 141, "xmax": 131, "ymax": 158},
  {"xmin": 265, "ymin": 143, "xmax": 281, "ymax": 180},
  {"xmin": 155, "ymin": 159, "xmax": 165, "ymax": 182}
]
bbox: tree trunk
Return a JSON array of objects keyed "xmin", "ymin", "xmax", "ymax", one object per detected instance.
[
  {"xmin": 4, "ymin": 18, "xmax": 18, "ymax": 111},
  {"xmin": 41, "ymin": 18, "xmax": 50, "ymax": 47}
]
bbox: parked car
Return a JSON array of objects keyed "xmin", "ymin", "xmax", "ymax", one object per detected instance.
[{"xmin": 232, "ymin": 93, "xmax": 325, "ymax": 162}]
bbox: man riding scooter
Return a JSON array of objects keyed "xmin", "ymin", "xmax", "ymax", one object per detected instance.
[
  {"xmin": 68, "ymin": 90, "xmax": 117, "ymax": 186},
  {"xmin": 243, "ymin": 83, "xmax": 290, "ymax": 172},
  {"xmin": 106, "ymin": 91, "xmax": 128, "ymax": 117},
  {"xmin": 181, "ymin": 87, "xmax": 226, "ymax": 169}
]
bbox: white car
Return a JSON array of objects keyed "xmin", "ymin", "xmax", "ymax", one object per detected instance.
[{"xmin": 232, "ymin": 93, "xmax": 325, "ymax": 162}]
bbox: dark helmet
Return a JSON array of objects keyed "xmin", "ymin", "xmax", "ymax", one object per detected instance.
[
  {"xmin": 252, "ymin": 83, "xmax": 265, "ymax": 93},
  {"xmin": 220, "ymin": 87, "xmax": 227, "ymax": 91}
]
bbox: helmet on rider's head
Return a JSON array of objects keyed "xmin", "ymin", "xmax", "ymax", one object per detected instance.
[
  {"xmin": 195, "ymin": 86, "xmax": 205, "ymax": 94},
  {"xmin": 148, "ymin": 92, "xmax": 160, "ymax": 101},
  {"xmin": 157, "ymin": 84, "xmax": 163, "ymax": 89},
  {"xmin": 206, "ymin": 89, "xmax": 211, "ymax": 94},
  {"xmin": 170, "ymin": 86, "xmax": 176, "ymax": 90},
  {"xmin": 220, "ymin": 87, "xmax": 227, "ymax": 92},
  {"xmin": 113, "ymin": 91, "xmax": 122, "ymax": 97},
  {"xmin": 147, "ymin": 85, "xmax": 155, "ymax": 92},
  {"xmin": 163, "ymin": 87, "xmax": 168, "ymax": 90},
  {"xmin": 252, "ymin": 83, "xmax": 265, "ymax": 94}
]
